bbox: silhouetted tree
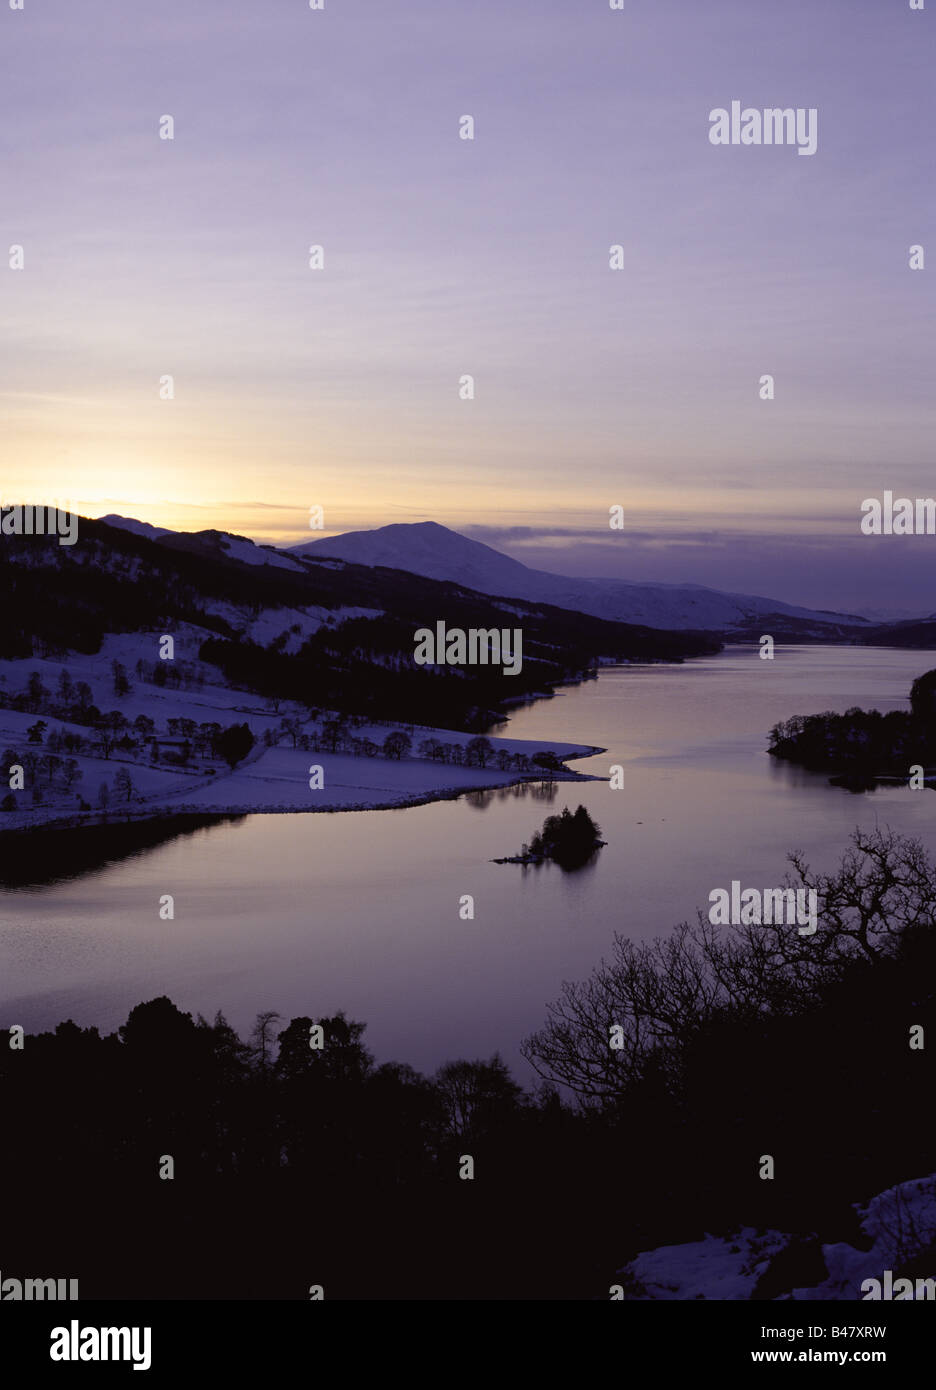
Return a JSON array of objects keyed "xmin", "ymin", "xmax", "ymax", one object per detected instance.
[
  {"xmin": 111, "ymin": 660, "xmax": 131, "ymax": 697},
  {"xmin": 433, "ymin": 1055, "xmax": 524, "ymax": 1140},
  {"xmin": 910, "ymin": 668, "xmax": 936, "ymax": 723},
  {"xmin": 465, "ymin": 736, "xmax": 494, "ymax": 768},
  {"xmin": 382, "ymin": 731, "xmax": 411, "ymax": 760},
  {"xmin": 114, "ymin": 767, "xmax": 135, "ymax": 803},
  {"xmin": 216, "ymin": 722, "xmax": 255, "ymax": 768},
  {"xmin": 250, "ymin": 1011, "xmax": 282, "ymax": 1072}
]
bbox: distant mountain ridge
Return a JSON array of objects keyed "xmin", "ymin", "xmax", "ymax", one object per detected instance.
[
  {"xmin": 2, "ymin": 511, "xmax": 720, "ymax": 735},
  {"xmin": 291, "ymin": 521, "xmax": 870, "ymax": 634}
]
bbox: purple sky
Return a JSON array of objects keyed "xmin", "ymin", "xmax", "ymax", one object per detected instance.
[{"xmin": 2, "ymin": 0, "xmax": 934, "ymax": 613}]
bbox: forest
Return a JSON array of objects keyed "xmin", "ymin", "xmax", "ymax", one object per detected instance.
[{"xmin": 768, "ymin": 668, "xmax": 936, "ymax": 779}]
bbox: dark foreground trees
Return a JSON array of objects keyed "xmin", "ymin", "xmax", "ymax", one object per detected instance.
[
  {"xmin": 0, "ymin": 998, "xmax": 590, "ymax": 1299},
  {"xmin": 215, "ymin": 721, "xmax": 255, "ymax": 768},
  {"xmin": 522, "ymin": 827, "xmax": 936, "ymax": 1254},
  {"xmin": 523, "ymin": 828, "xmax": 936, "ymax": 1101}
]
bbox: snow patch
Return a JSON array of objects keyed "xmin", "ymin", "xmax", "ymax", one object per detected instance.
[{"xmin": 614, "ymin": 1173, "xmax": 936, "ymax": 1301}]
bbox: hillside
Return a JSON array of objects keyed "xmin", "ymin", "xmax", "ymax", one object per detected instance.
[
  {"xmin": 292, "ymin": 521, "xmax": 872, "ymax": 637},
  {"xmin": 1, "ymin": 514, "xmax": 719, "ymax": 726},
  {"xmin": 0, "ymin": 511, "xmax": 720, "ymax": 836}
]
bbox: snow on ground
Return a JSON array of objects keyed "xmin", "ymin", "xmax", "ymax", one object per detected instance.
[
  {"xmin": 0, "ymin": 631, "xmax": 288, "ymax": 731},
  {"xmin": 1, "ymin": 728, "xmax": 598, "ymax": 826},
  {"xmin": 347, "ymin": 717, "xmax": 595, "ymax": 763},
  {"xmin": 138, "ymin": 594, "xmax": 384, "ymax": 654},
  {"xmin": 216, "ymin": 534, "xmax": 308, "ymax": 572},
  {"xmin": 788, "ymin": 1174, "xmax": 936, "ymax": 1301},
  {"xmin": 615, "ymin": 1173, "xmax": 936, "ymax": 1300},
  {"xmin": 0, "ymin": 638, "xmax": 602, "ymax": 828},
  {"xmin": 617, "ymin": 1229, "xmax": 790, "ymax": 1300},
  {"xmin": 149, "ymin": 744, "xmax": 584, "ymax": 815},
  {"xmin": 237, "ymin": 604, "xmax": 383, "ymax": 652}
]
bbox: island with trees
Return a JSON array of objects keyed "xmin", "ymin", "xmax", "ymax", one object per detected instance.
[{"xmin": 493, "ymin": 803, "xmax": 605, "ymax": 869}]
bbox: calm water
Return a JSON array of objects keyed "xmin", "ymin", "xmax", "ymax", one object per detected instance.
[{"xmin": 3, "ymin": 644, "xmax": 935, "ymax": 1079}]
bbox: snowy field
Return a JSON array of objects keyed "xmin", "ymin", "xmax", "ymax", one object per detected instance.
[{"xmin": 0, "ymin": 632, "xmax": 602, "ymax": 829}]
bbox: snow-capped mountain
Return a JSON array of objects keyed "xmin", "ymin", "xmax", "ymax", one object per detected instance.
[{"xmin": 291, "ymin": 522, "xmax": 869, "ymax": 633}]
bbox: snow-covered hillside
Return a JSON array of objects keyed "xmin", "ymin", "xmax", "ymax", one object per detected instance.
[
  {"xmin": 291, "ymin": 522, "xmax": 869, "ymax": 633},
  {"xmin": 0, "ymin": 629, "xmax": 601, "ymax": 834}
]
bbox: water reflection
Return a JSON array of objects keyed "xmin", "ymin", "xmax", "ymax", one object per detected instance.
[
  {"xmin": 0, "ymin": 813, "xmax": 246, "ymax": 890},
  {"xmin": 2, "ymin": 776, "xmax": 565, "ymax": 889},
  {"xmin": 463, "ymin": 778, "xmax": 560, "ymax": 810}
]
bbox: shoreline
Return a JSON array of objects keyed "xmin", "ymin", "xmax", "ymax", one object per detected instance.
[
  {"xmin": 0, "ymin": 745, "xmax": 608, "ymax": 839},
  {"xmin": 0, "ymin": 631, "xmax": 620, "ymax": 838}
]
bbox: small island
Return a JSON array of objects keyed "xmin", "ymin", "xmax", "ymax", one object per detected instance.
[
  {"xmin": 767, "ymin": 667, "xmax": 936, "ymax": 788},
  {"xmin": 493, "ymin": 804, "xmax": 606, "ymax": 870}
]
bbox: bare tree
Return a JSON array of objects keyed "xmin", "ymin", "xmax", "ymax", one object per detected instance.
[
  {"xmin": 250, "ymin": 1010, "xmax": 283, "ymax": 1072},
  {"xmin": 522, "ymin": 829, "xmax": 936, "ymax": 1107},
  {"xmin": 114, "ymin": 767, "xmax": 135, "ymax": 803},
  {"xmin": 382, "ymin": 731, "xmax": 411, "ymax": 760}
]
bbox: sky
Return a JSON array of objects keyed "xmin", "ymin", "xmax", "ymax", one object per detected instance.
[{"xmin": 1, "ymin": 0, "xmax": 934, "ymax": 613}]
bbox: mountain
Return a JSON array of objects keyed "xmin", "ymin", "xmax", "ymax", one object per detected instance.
[
  {"xmin": 100, "ymin": 513, "xmax": 171, "ymax": 542},
  {"xmin": 291, "ymin": 522, "xmax": 870, "ymax": 635},
  {"xmin": 1, "ymin": 511, "xmax": 720, "ymax": 735}
]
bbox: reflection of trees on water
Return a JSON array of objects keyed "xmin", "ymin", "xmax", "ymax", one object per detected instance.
[
  {"xmin": 4, "ymin": 776, "xmax": 568, "ymax": 882},
  {"xmin": 515, "ymin": 850, "xmax": 602, "ymax": 880},
  {"xmin": 0, "ymin": 813, "xmax": 246, "ymax": 888},
  {"xmin": 463, "ymin": 779, "xmax": 560, "ymax": 811}
]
